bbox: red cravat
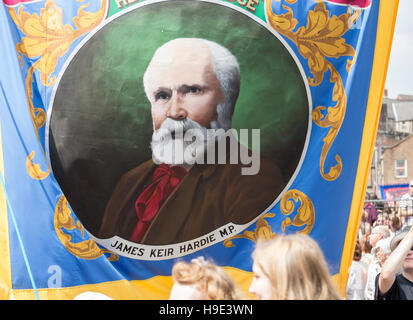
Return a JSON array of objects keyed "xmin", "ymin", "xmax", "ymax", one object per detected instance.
[{"xmin": 130, "ymin": 164, "xmax": 187, "ymax": 242}]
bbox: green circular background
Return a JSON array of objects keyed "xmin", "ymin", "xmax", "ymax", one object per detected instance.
[{"xmin": 50, "ymin": 0, "xmax": 309, "ymax": 235}]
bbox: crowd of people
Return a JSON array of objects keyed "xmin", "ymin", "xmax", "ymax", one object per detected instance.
[{"xmin": 346, "ymin": 180, "xmax": 413, "ymax": 300}]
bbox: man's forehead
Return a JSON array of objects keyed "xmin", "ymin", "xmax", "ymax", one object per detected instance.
[
  {"xmin": 158, "ymin": 38, "xmax": 210, "ymax": 56},
  {"xmin": 146, "ymin": 41, "xmax": 214, "ymax": 78},
  {"xmin": 153, "ymin": 39, "xmax": 212, "ymax": 66},
  {"xmin": 145, "ymin": 46, "xmax": 219, "ymax": 91}
]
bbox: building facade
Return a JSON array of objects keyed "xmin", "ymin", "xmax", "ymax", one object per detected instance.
[{"xmin": 367, "ymin": 92, "xmax": 413, "ymax": 196}]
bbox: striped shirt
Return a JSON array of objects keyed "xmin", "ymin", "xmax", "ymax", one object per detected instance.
[{"xmin": 399, "ymin": 193, "xmax": 413, "ymax": 217}]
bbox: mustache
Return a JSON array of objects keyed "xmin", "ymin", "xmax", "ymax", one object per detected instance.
[
  {"xmin": 153, "ymin": 118, "xmax": 208, "ymax": 139},
  {"xmin": 150, "ymin": 118, "xmax": 209, "ymax": 165}
]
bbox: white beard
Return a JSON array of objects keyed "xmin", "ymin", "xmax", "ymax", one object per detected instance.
[{"xmin": 150, "ymin": 118, "xmax": 210, "ymax": 165}]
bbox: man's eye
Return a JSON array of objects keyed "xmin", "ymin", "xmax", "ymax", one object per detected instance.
[
  {"xmin": 189, "ymin": 86, "xmax": 201, "ymax": 94},
  {"xmin": 155, "ymin": 92, "xmax": 170, "ymax": 101},
  {"xmin": 184, "ymin": 86, "xmax": 202, "ymax": 94}
]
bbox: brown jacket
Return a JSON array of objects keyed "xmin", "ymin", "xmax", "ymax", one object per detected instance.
[{"xmin": 98, "ymin": 157, "xmax": 284, "ymax": 245}]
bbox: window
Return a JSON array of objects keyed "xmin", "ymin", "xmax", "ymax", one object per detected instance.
[{"xmin": 395, "ymin": 159, "xmax": 407, "ymax": 178}]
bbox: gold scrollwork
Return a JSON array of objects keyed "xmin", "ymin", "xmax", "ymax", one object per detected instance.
[
  {"xmin": 54, "ymin": 195, "xmax": 118, "ymax": 261},
  {"xmin": 8, "ymin": 0, "xmax": 108, "ymax": 180},
  {"xmin": 266, "ymin": 0, "xmax": 357, "ymax": 181},
  {"xmin": 26, "ymin": 150, "xmax": 49, "ymax": 180},
  {"xmin": 223, "ymin": 213, "xmax": 277, "ymax": 247},
  {"xmin": 280, "ymin": 189, "xmax": 315, "ymax": 234},
  {"xmin": 223, "ymin": 189, "xmax": 315, "ymax": 247}
]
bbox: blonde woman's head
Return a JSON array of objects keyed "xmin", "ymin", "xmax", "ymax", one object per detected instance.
[
  {"xmin": 170, "ymin": 257, "xmax": 243, "ymax": 300},
  {"xmin": 249, "ymin": 234, "xmax": 341, "ymax": 300}
]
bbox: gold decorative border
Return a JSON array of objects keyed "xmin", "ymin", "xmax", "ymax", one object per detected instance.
[
  {"xmin": 8, "ymin": 0, "xmax": 110, "ymax": 260},
  {"xmin": 224, "ymin": 189, "xmax": 315, "ymax": 247},
  {"xmin": 280, "ymin": 189, "xmax": 315, "ymax": 233},
  {"xmin": 54, "ymin": 195, "xmax": 118, "ymax": 261},
  {"xmin": 266, "ymin": 0, "xmax": 358, "ymax": 181},
  {"xmin": 223, "ymin": 213, "xmax": 277, "ymax": 247},
  {"xmin": 9, "ymin": 0, "xmax": 107, "ymax": 181}
]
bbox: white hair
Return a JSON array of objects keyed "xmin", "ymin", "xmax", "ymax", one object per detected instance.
[
  {"xmin": 203, "ymin": 39, "xmax": 241, "ymax": 130},
  {"xmin": 372, "ymin": 225, "xmax": 390, "ymax": 239},
  {"xmin": 143, "ymin": 38, "xmax": 241, "ymax": 131}
]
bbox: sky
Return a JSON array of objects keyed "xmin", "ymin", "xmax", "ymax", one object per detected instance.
[{"xmin": 384, "ymin": 0, "xmax": 413, "ymax": 98}]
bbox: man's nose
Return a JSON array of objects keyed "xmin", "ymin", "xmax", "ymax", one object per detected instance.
[{"xmin": 166, "ymin": 94, "xmax": 187, "ymax": 120}]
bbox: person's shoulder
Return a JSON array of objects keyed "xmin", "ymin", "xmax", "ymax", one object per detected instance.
[{"xmin": 397, "ymin": 273, "xmax": 413, "ymax": 285}]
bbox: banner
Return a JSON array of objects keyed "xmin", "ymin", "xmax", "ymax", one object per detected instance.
[
  {"xmin": 0, "ymin": 0, "xmax": 398, "ymax": 299},
  {"xmin": 380, "ymin": 184, "xmax": 409, "ymax": 201}
]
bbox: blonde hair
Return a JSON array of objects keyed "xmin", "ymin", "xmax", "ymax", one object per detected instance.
[
  {"xmin": 252, "ymin": 234, "xmax": 342, "ymax": 300},
  {"xmin": 172, "ymin": 257, "xmax": 243, "ymax": 300}
]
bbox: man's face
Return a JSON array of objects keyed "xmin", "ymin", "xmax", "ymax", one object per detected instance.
[
  {"xmin": 376, "ymin": 214, "xmax": 388, "ymax": 226},
  {"xmin": 409, "ymin": 180, "xmax": 413, "ymax": 196},
  {"xmin": 403, "ymin": 249, "xmax": 413, "ymax": 272},
  {"xmin": 145, "ymin": 41, "xmax": 224, "ymax": 130},
  {"xmin": 369, "ymin": 232, "xmax": 382, "ymax": 248}
]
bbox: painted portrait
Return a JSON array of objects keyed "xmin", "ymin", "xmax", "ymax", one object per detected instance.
[{"xmin": 48, "ymin": 0, "xmax": 310, "ymax": 247}]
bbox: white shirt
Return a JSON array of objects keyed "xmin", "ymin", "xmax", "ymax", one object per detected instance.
[
  {"xmin": 399, "ymin": 193, "xmax": 413, "ymax": 215},
  {"xmin": 364, "ymin": 259, "xmax": 381, "ymax": 300},
  {"xmin": 346, "ymin": 260, "xmax": 368, "ymax": 300}
]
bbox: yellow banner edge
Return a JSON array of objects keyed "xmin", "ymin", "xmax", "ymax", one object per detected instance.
[
  {"xmin": 8, "ymin": 266, "xmax": 255, "ymax": 300},
  {"xmin": 0, "ymin": 110, "xmax": 12, "ymax": 299},
  {"xmin": 335, "ymin": 0, "xmax": 400, "ymax": 295}
]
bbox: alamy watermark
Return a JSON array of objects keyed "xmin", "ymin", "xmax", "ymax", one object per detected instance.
[
  {"xmin": 47, "ymin": 265, "xmax": 62, "ymax": 288},
  {"xmin": 151, "ymin": 123, "xmax": 261, "ymax": 176}
]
